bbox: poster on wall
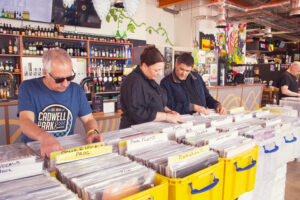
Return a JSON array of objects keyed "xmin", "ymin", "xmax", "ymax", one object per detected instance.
[
  {"xmin": 216, "ymin": 24, "xmax": 246, "ymax": 64},
  {"xmin": 294, "ymin": 53, "xmax": 300, "ymax": 61},
  {"xmin": 164, "ymin": 47, "xmax": 173, "ymax": 76},
  {"xmin": 210, "ymin": 64, "xmax": 218, "ymax": 82}
]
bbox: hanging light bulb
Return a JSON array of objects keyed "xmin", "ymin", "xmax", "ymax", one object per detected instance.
[
  {"xmin": 63, "ymin": 0, "xmax": 76, "ymax": 8},
  {"xmin": 92, "ymin": 0, "xmax": 111, "ymax": 20},
  {"xmin": 123, "ymin": 0, "xmax": 140, "ymax": 18}
]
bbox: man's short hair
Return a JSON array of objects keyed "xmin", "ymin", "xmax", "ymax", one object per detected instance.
[
  {"xmin": 177, "ymin": 53, "xmax": 194, "ymax": 67},
  {"xmin": 42, "ymin": 48, "xmax": 72, "ymax": 74}
]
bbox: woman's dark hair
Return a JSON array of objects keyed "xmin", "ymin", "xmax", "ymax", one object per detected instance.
[
  {"xmin": 140, "ymin": 46, "xmax": 165, "ymax": 66},
  {"xmin": 177, "ymin": 53, "xmax": 194, "ymax": 67}
]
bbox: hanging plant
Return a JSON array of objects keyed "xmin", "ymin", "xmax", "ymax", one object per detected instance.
[{"xmin": 106, "ymin": 8, "xmax": 173, "ymax": 46}]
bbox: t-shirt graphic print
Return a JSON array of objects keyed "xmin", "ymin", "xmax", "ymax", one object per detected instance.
[{"xmin": 37, "ymin": 104, "xmax": 73, "ymax": 137}]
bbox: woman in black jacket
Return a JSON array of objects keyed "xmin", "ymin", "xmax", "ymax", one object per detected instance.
[{"xmin": 120, "ymin": 46, "xmax": 184, "ymax": 129}]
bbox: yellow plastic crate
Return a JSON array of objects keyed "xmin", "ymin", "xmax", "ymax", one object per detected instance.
[
  {"xmin": 156, "ymin": 161, "xmax": 224, "ymax": 200},
  {"xmin": 221, "ymin": 146, "xmax": 259, "ymax": 200},
  {"xmin": 122, "ymin": 174, "xmax": 168, "ymax": 200}
]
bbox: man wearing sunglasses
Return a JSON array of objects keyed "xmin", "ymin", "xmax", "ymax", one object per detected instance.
[{"xmin": 18, "ymin": 48, "xmax": 102, "ymax": 158}]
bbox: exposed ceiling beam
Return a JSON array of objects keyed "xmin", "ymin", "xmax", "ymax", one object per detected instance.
[{"xmin": 158, "ymin": 0, "xmax": 191, "ymax": 8}]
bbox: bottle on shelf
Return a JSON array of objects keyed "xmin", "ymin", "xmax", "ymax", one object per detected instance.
[
  {"xmin": 0, "ymin": 61, "xmax": 4, "ymax": 71},
  {"xmin": 8, "ymin": 39, "xmax": 13, "ymax": 54},
  {"xmin": 13, "ymin": 40, "xmax": 18, "ymax": 54}
]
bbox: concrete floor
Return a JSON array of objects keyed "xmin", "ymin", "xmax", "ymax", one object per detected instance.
[{"xmin": 285, "ymin": 160, "xmax": 300, "ymax": 200}]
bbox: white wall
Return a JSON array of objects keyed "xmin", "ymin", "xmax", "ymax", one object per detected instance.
[
  {"xmin": 0, "ymin": 0, "xmax": 174, "ymax": 47},
  {"xmin": 174, "ymin": 0, "xmax": 220, "ymax": 48}
]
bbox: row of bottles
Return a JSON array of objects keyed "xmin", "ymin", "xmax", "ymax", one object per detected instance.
[
  {"xmin": 0, "ymin": 23, "xmax": 58, "ymax": 37},
  {"xmin": 90, "ymin": 45, "xmax": 132, "ymax": 59},
  {"xmin": 0, "ymin": 23, "xmax": 130, "ymax": 44},
  {"xmin": 0, "ymin": 81, "xmax": 11, "ymax": 99},
  {"xmin": 1, "ymin": 8, "xmax": 29, "ymax": 20},
  {"xmin": 0, "ymin": 39, "xmax": 18, "ymax": 54},
  {"xmin": 0, "ymin": 60, "xmax": 19, "ymax": 72},
  {"xmin": 22, "ymin": 41, "xmax": 87, "ymax": 56},
  {"xmin": 88, "ymin": 59, "xmax": 124, "ymax": 93}
]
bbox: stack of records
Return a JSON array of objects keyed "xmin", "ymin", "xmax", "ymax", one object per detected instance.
[
  {"xmin": 210, "ymin": 135, "xmax": 255, "ymax": 158},
  {"xmin": 126, "ymin": 139, "xmax": 218, "ymax": 178},
  {"xmin": 267, "ymin": 103, "xmax": 299, "ymax": 117},
  {"xmin": 56, "ymin": 152, "xmax": 155, "ymax": 200},
  {"xmin": 103, "ymin": 128, "xmax": 144, "ymax": 153},
  {"xmin": 27, "ymin": 134, "xmax": 87, "ymax": 155},
  {"xmin": 0, "ymin": 174, "xmax": 77, "ymax": 200},
  {"xmin": 0, "ymin": 143, "xmax": 43, "ymax": 182},
  {"xmin": 27, "ymin": 134, "xmax": 105, "ymax": 172}
]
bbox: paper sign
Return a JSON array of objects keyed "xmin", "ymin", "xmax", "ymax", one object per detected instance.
[
  {"xmin": 168, "ymin": 145, "xmax": 210, "ymax": 166},
  {"xmin": 126, "ymin": 133, "xmax": 168, "ymax": 152},
  {"xmin": 50, "ymin": 142, "xmax": 105, "ymax": 160},
  {"xmin": 55, "ymin": 145, "xmax": 112, "ymax": 164}
]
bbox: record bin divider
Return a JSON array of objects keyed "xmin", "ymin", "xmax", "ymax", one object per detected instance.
[
  {"xmin": 156, "ymin": 160, "xmax": 224, "ymax": 200},
  {"xmin": 221, "ymin": 145, "xmax": 259, "ymax": 200}
]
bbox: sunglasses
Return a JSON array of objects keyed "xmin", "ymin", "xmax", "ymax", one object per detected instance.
[{"xmin": 49, "ymin": 70, "xmax": 76, "ymax": 84}]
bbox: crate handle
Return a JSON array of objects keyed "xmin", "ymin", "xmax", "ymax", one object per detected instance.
[
  {"xmin": 234, "ymin": 159, "xmax": 256, "ymax": 172},
  {"xmin": 189, "ymin": 176, "xmax": 219, "ymax": 194},
  {"xmin": 263, "ymin": 145, "xmax": 279, "ymax": 153},
  {"xmin": 284, "ymin": 136, "xmax": 297, "ymax": 143}
]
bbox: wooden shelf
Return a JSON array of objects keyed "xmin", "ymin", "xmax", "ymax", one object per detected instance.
[
  {"xmin": 0, "ymin": 54, "xmax": 20, "ymax": 57},
  {"xmin": 22, "ymin": 54, "xmax": 87, "ymax": 58},
  {"xmin": 90, "ymin": 40, "xmax": 132, "ymax": 45},
  {"xmin": 12, "ymin": 72, "xmax": 21, "ymax": 74},
  {"xmin": 88, "ymin": 57, "xmax": 130, "ymax": 60},
  {"xmin": 22, "ymin": 35, "xmax": 87, "ymax": 42},
  {"xmin": 0, "ymin": 33, "xmax": 20, "ymax": 37},
  {"xmin": 94, "ymin": 91, "xmax": 120, "ymax": 95}
]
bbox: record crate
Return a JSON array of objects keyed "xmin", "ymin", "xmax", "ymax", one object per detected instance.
[
  {"xmin": 122, "ymin": 174, "xmax": 168, "ymax": 200},
  {"xmin": 156, "ymin": 160, "xmax": 224, "ymax": 200},
  {"xmin": 221, "ymin": 145, "xmax": 259, "ymax": 200}
]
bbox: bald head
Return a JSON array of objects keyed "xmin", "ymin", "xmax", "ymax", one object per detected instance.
[{"xmin": 289, "ymin": 61, "xmax": 300, "ymax": 76}]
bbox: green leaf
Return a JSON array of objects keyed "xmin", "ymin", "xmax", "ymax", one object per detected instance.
[
  {"xmin": 119, "ymin": 20, "xmax": 123, "ymax": 23},
  {"xmin": 148, "ymin": 29, "xmax": 152, "ymax": 34},
  {"xmin": 127, "ymin": 24, "xmax": 135, "ymax": 33},
  {"xmin": 110, "ymin": 9, "xmax": 115, "ymax": 16},
  {"xmin": 106, "ymin": 15, "xmax": 111, "ymax": 23},
  {"xmin": 113, "ymin": 15, "xmax": 117, "ymax": 22},
  {"xmin": 162, "ymin": 33, "xmax": 165, "ymax": 36},
  {"xmin": 158, "ymin": 22, "xmax": 161, "ymax": 27}
]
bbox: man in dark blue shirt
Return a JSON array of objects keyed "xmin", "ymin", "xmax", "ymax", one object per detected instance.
[{"xmin": 161, "ymin": 53, "xmax": 226, "ymax": 115}]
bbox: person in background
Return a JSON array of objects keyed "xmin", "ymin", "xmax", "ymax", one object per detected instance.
[
  {"xmin": 278, "ymin": 61, "xmax": 300, "ymax": 100},
  {"xmin": 120, "ymin": 46, "xmax": 184, "ymax": 129},
  {"xmin": 253, "ymin": 67, "xmax": 262, "ymax": 83},
  {"xmin": 18, "ymin": 48, "xmax": 102, "ymax": 158},
  {"xmin": 160, "ymin": 53, "xmax": 226, "ymax": 115}
]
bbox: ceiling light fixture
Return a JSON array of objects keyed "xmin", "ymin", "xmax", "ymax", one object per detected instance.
[
  {"xmin": 93, "ymin": 0, "xmax": 111, "ymax": 20},
  {"xmin": 63, "ymin": 0, "xmax": 75, "ymax": 8}
]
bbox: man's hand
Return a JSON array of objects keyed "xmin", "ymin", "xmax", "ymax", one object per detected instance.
[
  {"xmin": 216, "ymin": 104, "xmax": 226, "ymax": 114},
  {"xmin": 39, "ymin": 132, "xmax": 64, "ymax": 158},
  {"xmin": 87, "ymin": 131, "xmax": 103, "ymax": 144},
  {"xmin": 194, "ymin": 105, "xmax": 209, "ymax": 115},
  {"xmin": 166, "ymin": 113, "xmax": 186, "ymax": 124}
]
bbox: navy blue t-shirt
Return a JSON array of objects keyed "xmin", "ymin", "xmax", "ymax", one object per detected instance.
[{"xmin": 18, "ymin": 78, "xmax": 92, "ymax": 143}]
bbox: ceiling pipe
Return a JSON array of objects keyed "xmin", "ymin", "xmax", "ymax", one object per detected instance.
[
  {"xmin": 216, "ymin": 1, "xmax": 227, "ymax": 28},
  {"xmin": 290, "ymin": 0, "xmax": 300, "ymax": 16}
]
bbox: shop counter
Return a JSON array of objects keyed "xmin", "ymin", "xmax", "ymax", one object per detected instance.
[{"xmin": 208, "ymin": 84, "xmax": 263, "ymax": 111}]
